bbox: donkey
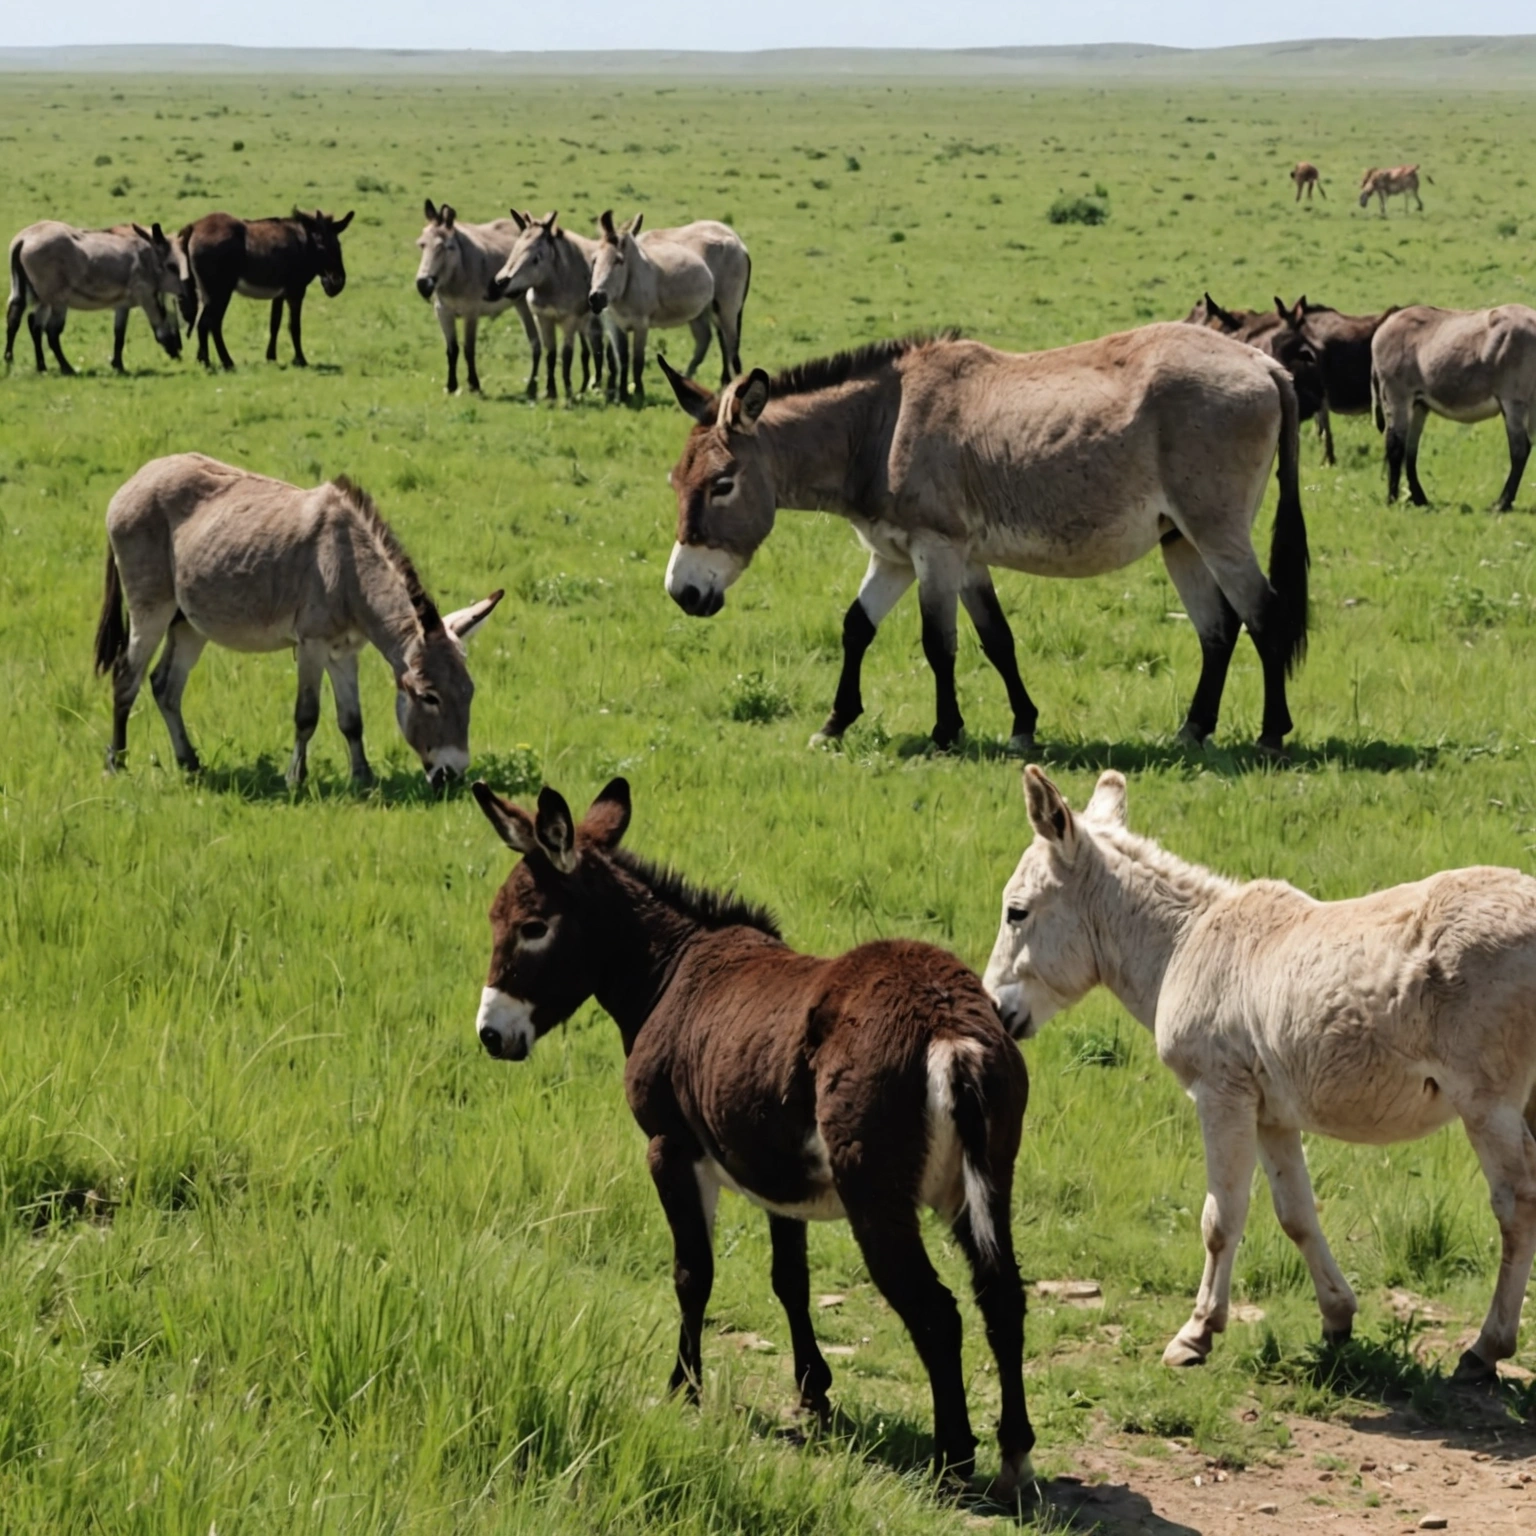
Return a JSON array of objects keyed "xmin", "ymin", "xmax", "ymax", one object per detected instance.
[
  {"xmin": 470, "ymin": 775, "xmax": 1034, "ymax": 1496},
  {"xmin": 1276, "ymin": 296, "xmax": 1396, "ymax": 466},
  {"xmin": 1182, "ymin": 293, "xmax": 1324, "ymax": 424},
  {"xmin": 94, "ymin": 453, "xmax": 502, "ymax": 787},
  {"xmin": 1289, "ymin": 161, "xmax": 1325, "ymax": 202},
  {"xmin": 415, "ymin": 200, "xmax": 538, "ymax": 396},
  {"xmin": 589, "ymin": 211, "xmax": 751, "ymax": 401},
  {"xmin": 1370, "ymin": 304, "xmax": 1536, "ymax": 510},
  {"xmin": 6, "ymin": 220, "xmax": 183, "ymax": 374},
  {"xmin": 178, "ymin": 208, "xmax": 353, "ymax": 369},
  {"xmin": 1359, "ymin": 165, "xmax": 1427, "ymax": 215},
  {"xmin": 984, "ymin": 764, "xmax": 1536, "ymax": 1382},
  {"xmin": 661, "ymin": 327, "xmax": 1310, "ymax": 757},
  {"xmin": 488, "ymin": 210, "xmax": 606, "ymax": 400}
]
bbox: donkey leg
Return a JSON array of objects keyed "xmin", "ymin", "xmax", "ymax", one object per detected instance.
[
  {"xmin": 285, "ymin": 641, "xmax": 326, "ymax": 787},
  {"xmin": 1165, "ymin": 1092, "xmax": 1258, "ymax": 1367},
  {"xmin": 1457, "ymin": 1106, "xmax": 1536, "ymax": 1378},
  {"xmin": 436, "ymin": 304, "xmax": 460, "ymax": 394},
  {"xmin": 3, "ymin": 292, "xmax": 23, "ymax": 366},
  {"xmin": 462, "ymin": 314, "xmax": 481, "ymax": 394},
  {"xmin": 1256, "ymin": 1124, "xmax": 1357, "ymax": 1344},
  {"xmin": 540, "ymin": 314, "xmax": 559, "ymax": 400},
  {"xmin": 684, "ymin": 313, "xmax": 712, "ymax": 378},
  {"xmin": 960, "ymin": 566, "xmax": 1038, "ymax": 754},
  {"xmin": 1317, "ymin": 402, "xmax": 1336, "ymax": 467},
  {"xmin": 45, "ymin": 313, "xmax": 74, "ymax": 376},
  {"xmin": 148, "ymin": 617, "xmax": 208, "ymax": 774},
  {"xmin": 325, "ymin": 651, "xmax": 373, "ymax": 785},
  {"xmin": 952, "ymin": 1198, "xmax": 1034, "ymax": 1503},
  {"xmin": 109, "ymin": 599, "xmax": 176, "ymax": 772},
  {"xmin": 914, "ymin": 541, "xmax": 967, "ymax": 750},
  {"xmin": 1403, "ymin": 400, "xmax": 1431, "ymax": 506},
  {"xmin": 1495, "ymin": 398, "xmax": 1532, "ymax": 512},
  {"xmin": 768, "ymin": 1215, "xmax": 833, "ymax": 1425},
  {"xmin": 266, "ymin": 296, "xmax": 284, "ymax": 362},
  {"xmin": 1197, "ymin": 537, "xmax": 1296, "ymax": 753},
  {"xmin": 28, "ymin": 311, "xmax": 46, "ymax": 372},
  {"xmin": 609, "ymin": 328, "xmax": 630, "ymax": 403},
  {"xmin": 848, "ymin": 1210, "xmax": 975, "ymax": 1483},
  {"xmin": 811, "ymin": 552, "xmax": 914, "ymax": 747},
  {"xmin": 286, "ymin": 290, "xmax": 308, "ymax": 367},
  {"xmin": 648, "ymin": 1136, "xmax": 715, "ymax": 1400},
  {"xmin": 111, "ymin": 306, "xmax": 129, "ymax": 373},
  {"xmin": 630, "ymin": 325, "xmax": 648, "ymax": 401},
  {"xmin": 206, "ymin": 292, "xmax": 236, "ymax": 370},
  {"xmin": 1161, "ymin": 532, "xmax": 1242, "ymax": 747}
]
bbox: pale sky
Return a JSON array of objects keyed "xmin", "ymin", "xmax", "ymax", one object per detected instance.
[{"xmin": 9, "ymin": 3, "xmax": 1535, "ymax": 52}]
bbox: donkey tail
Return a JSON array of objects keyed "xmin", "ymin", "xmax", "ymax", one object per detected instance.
[
  {"xmin": 1372, "ymin": 366, "xmax": 1385, "ymax": 432},
  {"xmin": 931, "ymin": 1034, "xmax": 1020, "ymax": 1268},
  {"xmin": 736, "ymin": 252, "xmax": 751, "ymax": 353},
  {"xmin": 7, "ymin": 236, "xmax": 31, "ymax": 308},
  {"xmin": 1267, "ymin": 367, "xmax": 1310, "ymax": 676},
  {"xmin": 94, "ymin": 545, "xmax": 128, "ymax": 677}
]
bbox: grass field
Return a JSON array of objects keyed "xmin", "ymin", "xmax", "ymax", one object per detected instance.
[{"xmin": 2, "ymin": 67, "xmax": 1536, "ymax": 1532}]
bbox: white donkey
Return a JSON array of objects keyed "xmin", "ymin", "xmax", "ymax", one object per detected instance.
[{"xmin": 984, "ymin": 765, "xmax": 1536, "ymax": 1381}]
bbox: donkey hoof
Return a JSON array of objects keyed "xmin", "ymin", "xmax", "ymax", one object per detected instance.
[
  {"xmin": 1175, "ymin": 721, "xmax": 1209, "ymax": 749},
  {"xmin": 1004, "ymin": 733, "xmax": 1036, "ymax": 758},
  {"xmin": 1254, "ymin": 736, "xmax": 1291, "ymax": 763},
  {"xmin": 1161, "ymin": 1336, "xmax": 1209, "ymax": 1368},
  {"xmin": 1451, "ymin": 1348, "xmax": 1499, "ymax": 1385},
  {"xmin": 986, "ymin": 1452, "xmax": 1036, "ymax": 1507},
  {"xmin": 1321, "ymin": 1323, "xmax": 1353, "ymax": 1348},
  {"xmin": 807, "ymin": 728, "xmax": 843, "ymax": 751}
]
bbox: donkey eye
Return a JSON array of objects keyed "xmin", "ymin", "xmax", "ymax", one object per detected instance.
[
  {"xmin": 1006, "ymin": 906, "xmax": 1029, "ymax": 926},
  {"xmin": 519, "ymin": 920, "xmax": 549, "ymax": 942},
  {"xmin": 711, "ymin": 479, "xmax": 735, "ymax": 498}
]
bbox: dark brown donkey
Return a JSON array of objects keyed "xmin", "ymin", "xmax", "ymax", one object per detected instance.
[
  {"xmin": 1274, "ymin": 297, "xmax": 1396, "ymax": 465},
  {"xmin": 1182, "ymin": 292, "xmax": 1325, "ymax": 424},
  {"xmin": 470, "ymin": 777, "xmax": 1035, "ymax": 1498},
  {"xmin": 178, "ymin": 208, "xmax": 353, "ymax": 369}
]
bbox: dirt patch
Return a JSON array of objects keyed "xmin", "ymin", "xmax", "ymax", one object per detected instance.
[{"xmin": 1038, "ymin": 1392, "xmax": 1536, "ymax": 1535}]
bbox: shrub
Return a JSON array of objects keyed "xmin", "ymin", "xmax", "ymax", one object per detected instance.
[
  {"xmin": 727, "ymin": 670, "xmax": 792, "ymax": 724},
  {"xmin": 1048, "ymin": 194, "xmax": 1109, "ymax": 226}
]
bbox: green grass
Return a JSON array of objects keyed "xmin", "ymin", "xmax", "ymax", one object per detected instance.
[{"xmin": 2, "ymin": 69, "xmax": 1536, "ymax": 1531}]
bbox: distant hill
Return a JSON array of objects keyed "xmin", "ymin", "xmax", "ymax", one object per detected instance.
[{"xmin": 2, "ymin": 36, "xmax": 1535, "ymax": 83}]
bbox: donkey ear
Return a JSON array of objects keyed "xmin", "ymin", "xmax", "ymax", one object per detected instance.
[
  {"xmin": 535, "ymin": 788, "xmax": 579, "ymax": 874},
  {"xmin": 424, "ymin": 198, "xmax": 439, "ymax": 223},
  {"xmin": 510, "ymin": 208, "xmax": 529, "ymax": 230},
  {"xmin": 719, "ymin": 368, "xmax": 770, "ymax": 434},
  {"xmin": 151, "ymin": 222, "xmax": 165, "ymax": 243},
  {"xmin": 131, "ymin": 223, "xmax": 151, "ymax": 243},
  {"xmin": 1274, "ymin": 296, "xmax": 1289, "ymax": 321},
  {"xmin": 473, "ymin": 782, "xmax": 541, "ymax": 857},
  {"xmin": 1023, "ymin": 765, "xmax": 1077, "ymax": 857},
  {"xmin": 622, "ymin": 212, "xmax": 644, "ymax": 237},
  {"xmin": 599, "ymin": 209, "xmax": 617, "ymax": 243},
  {"xmin": 1083, "ymin": 769, "xmax": 1128, "ymax": 828},
  {"xmin": 335, "ymin": 210, "xmax": 355, "ymax": 233},
  {"xmin": 659, "ymin": 353, "xmax": 717, "ymax": 425},
  {"xmin": 538, "ymin": 210, "xmax": 558, "ymax": 231},
  {"xmin": 442, "ymin": 588, "xmax": 504, "ymax": 642},
  {"xmin": 581, "ymin": 777, "xmax": 632, "ymax": 849}
]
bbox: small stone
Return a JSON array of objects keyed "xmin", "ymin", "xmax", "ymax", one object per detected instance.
[
  {"xmin": 1231, "ymin": 1303, "xmax": 1267, "ymax": 1324},
  {"xmin": 1392, "ymin": 1463, "xmax": 1411, "ymax": 1473},
  {"xmin": 1360, "ymin": 1460, "xmax": 1378, "ymax": 1472},
  {"xmin": 1419, "ymin": 1518, "xmax": 1448, "ymax": 1531},
  {"xmin": 823, "ymin": 1344, "xmax": 856, "ymax": 1357},
  {"xmin": 1256, "ymin": 1503, "xmax": 1279, "ymax": 1515},
  {"xmin": 1318, "ymin": 1471, "xmax": 1334, "ymax": 1482},
  {"xmin": 817, "ymin": 1294, "xmax": 845, "ymax": 1308},
  {"xmin": 1035, "ymin": 1279, "xmax": 1103, "ymax": 1302}
]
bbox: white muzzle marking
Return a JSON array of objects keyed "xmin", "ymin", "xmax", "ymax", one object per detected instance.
[
  {"xmin": 426, "ymin": 745, "xmax": 470, "ymax": 781},
  {"xmin": 665, "ymin": 542, "xmax": 744, "ymax": 613},
  {"xmin": 476, "ymin": 987, "xmax": 536, "ymax": 1061}
]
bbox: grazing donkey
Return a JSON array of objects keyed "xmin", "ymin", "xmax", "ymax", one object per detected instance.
[
  {"xmin": 1182, "ymin": 292, "xmax": 1325, "ymax": 423},
  {"xmin": 589, "ymin": 211, "xmax": 751, "ymax": 401},
  {"xmin": 1359, "ymin": 165, "xmax": 1427, "ymax": 215},
  {"xmin": 661, "ymin": 327, "xmax": 1310, "ymax": 757},
  {"xmin": 94, "ymin": 453, "xmax": 502, "ymax": 788},
  {"xmin": 1371, "ymin": 304, "xmax": 1536, "ymax": 510},
  {"xmin": 1289, "ymin": 161, "xmax": 1325, "ymax": 201},
  {"xmin": 985, "ymin": 765, "xmax": 1536, "ymax": 1382},
  {"xmin": 415, "ymin": 200, "xmax": 538, "ymax": 396},
  {"xmin": 470, "ymin": 776, "xmax": 1034, "ymax": 1496},
  {"xmin": 6, "ymin": 220, "xmax": 183, "ymax": 374},
  {"xmin": 489, "ymin": 209, "xmax": 606, "ymax": 400},
  {"xmin": 178, "ymin": 208, "xmax": 353, "ymax": 369},
  {"xmin": 1275, "ymin": 297, "xmax": 1396, "ymax": 465}
]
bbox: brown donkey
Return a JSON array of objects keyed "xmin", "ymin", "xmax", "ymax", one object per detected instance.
[{"xmin": 471, "ymin": 777, "xmax": 1035, "ymax": 1497}]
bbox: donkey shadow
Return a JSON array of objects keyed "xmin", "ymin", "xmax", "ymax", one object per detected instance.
[
  {"xmin": 191, "ymin": 755, "xmax": 454, "ymax": 806},
  {"xmin": 888, "ymin": 733, "xmax": 1430, "ymax": 776}
]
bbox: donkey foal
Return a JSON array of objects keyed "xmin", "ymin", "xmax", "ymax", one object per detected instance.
[{"xmin": 471, "ymin": 777, "xmax": 1034, "ymax": 1496}]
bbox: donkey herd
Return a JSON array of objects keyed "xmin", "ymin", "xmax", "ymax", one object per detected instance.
[{"xmin": 10, "ymin": 155, "xmax": 1536, "ymax": 1503}]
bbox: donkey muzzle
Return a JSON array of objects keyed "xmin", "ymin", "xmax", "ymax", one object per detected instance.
[
  {"xmin": 673, "ymin": 584, "xmax": 725, "ymax": 618},
  {"xmin": 476, "ymin": 988, "xmax": 535, "ymax": 1062},
  {"xmin": 322, "ymin": 273, "xmax": 346, "ymax": 298},
  {"xmin": 416, "ymin": 276, "xmax": 436, "ymax": 299},
  {"xmin": 588, "ymin": 292, "xmax": 607, "ymax": 314}
]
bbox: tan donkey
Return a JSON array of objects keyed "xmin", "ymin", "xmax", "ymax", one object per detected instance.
[
  {"xmin": 95, "ymin": 454, "xmax": 503, "ymax": 788},
  {"xmin": 985, "ymin": 766, "xmax": 1536, "ymax": 1381}
]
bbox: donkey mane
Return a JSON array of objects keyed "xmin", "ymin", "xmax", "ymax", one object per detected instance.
[
  {"xmin": 331, "ymin": 475, "xmax": 441, "ymax": 633},
  {"xmin": 768, "ymin": 331, "xmax": 962, "ymax": 401},
  {"xmin": 1095, "ymin": 823, "xmax": 1238, "ymax": 909},
  {"xmin": 611, "ymin": 848, "xmax": 782, "ymax": 939}
]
